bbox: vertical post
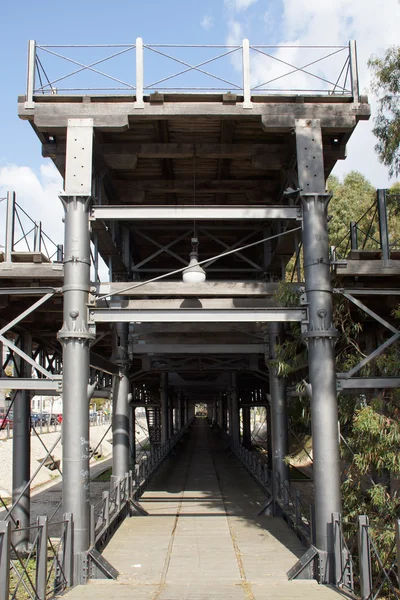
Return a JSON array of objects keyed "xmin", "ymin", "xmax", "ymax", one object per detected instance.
[
  {"xmin": 377, "ymin": 189, "xmax": 390, "ymax": 263},
  {"xmin": 93, "ymin": 232, "xmax": 99, "ymax": 281},
  {"xmin": 242, "ymin": 39, "xmax": 252, "ymax": 109},
  {"xmin": 296, "ymin": 118, "xmax": 341, "ymax": 583},
  {"xmin": 266, "ymin": 401, "xmax": 273, "ymax": 471},
  {"xmin": 350, "ymin": 221, "xmax": 358, "ymax": 251},
  {"xmin": 268, "ymin": 323, "xmax": 290, "ymax": 491},
  {"xmin": 36, "ymin": 516, "xmax": 48, "ymax": 600},
  {"xmin": 135, "ymin": 37, "xmax": 144, "ymax": 109},
  {"xmin": 332, "ymin": 512, "xmax": 342, "ymax": 585},
  {"xmin": 230, "ymin": 372, "xmax": 240, "ymax": 446},
  {"xmin": 12, "ymin": 332, "xmax": 32, "ymax": 553},
  {"xmin": 358, "ymin": 515, "xmax": 372, "ymax": 600},
  {"xmin": 349, "ymin": 40, "xmax": 359, "ymax": 104},
  {"xmin": 34, "ymin": 221, "xmax": 42, "ymax": 252},
  {"xmin": 242, "ymin": 406, "xmax": 251, "ymax": 448},
  {"xmin": 168, "ymin": 391, "xmax": 174, "ymax": 438},
  {"xmin": 5, "ymin": 191, "xmax": 15, "ymax": 263},
  {"xmin": 26, "ymin": 40, "xmax": 36, "ymax": 109},
  {"xmin": 396, "ymin": 519, "xmax": 400, "ymax": 584},
  {"xmin": 179, "ymin": 392, "xmax": 185, "ymax": 430},
  {"xmin": 58, "ymin": 118, "xmax": 94, "ymax": 585},
  {"xmin": 112, "ymin": 322, "xmax": 130, "ymax": 480},
  {"xmin": 0, "ymin": 520, "xmax": 11, "ymax": 600},
  {"xmin": 129, "ymin": 403, "xmax": 136, "ymax": 467},
  {"xmin": 56, "ymin": 244, "xmax": 64, "ymax": 262},
  {"xmin": 160, "ymin": 373, "xmax": 168, "ymax": 444}
]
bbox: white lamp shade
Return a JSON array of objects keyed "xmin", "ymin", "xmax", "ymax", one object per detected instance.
[{"xmin": 182, "ymin": 251, "xmax": 206, "ymax": 283}]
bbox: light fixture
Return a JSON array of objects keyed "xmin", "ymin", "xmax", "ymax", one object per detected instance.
[{"xmin": 182, "ymin": 238, "xmax": 206, "ymax": 283}]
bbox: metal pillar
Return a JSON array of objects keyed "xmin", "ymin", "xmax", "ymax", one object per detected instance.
[
  {"xmin": 242, "ymin": 406, "xmax": 251, "ymax": 448},
  {"xmin": 377, "ymin": 189, "xmax": 390, "ymax": 263},
  {"xmin": 5, "ymin": 191, "xmax": 15, "ymax": 263},
  {"xmin": 266, "ymin": 402, "xmax": 273, "ymax": 471},
  {"xmin": 268, "ymin": 323, "xmax": 290, "ymax": 491},
  {"xmin": 222, "ymin": 395, "xmax": 228, "ymax": 431},
  {"xmin": 58, "ymin": 118, "xmax": 94, "ymax": 584},
  {"xmin": 179, "ymin": 392, "xmax": 185, "ymax": 429},
  {"xmin": 230, "ymin": 372, "xmax": 240, "ymax": 446},
  {"xmin": 129, "ymin": 404, "xmax": 136, "ymax": 467},
  {"xmin": 160, "ymin": 373, "xmax": 168, "ymax": 444},
  {"xmin": 12, "ymin": 333, "xmax": 32, "ymax": 552},
  {"xmin": 112, "ymin": 322, "xmax": 130, "ymax": 480},
  {"xmin": 168, "ymin": 391, "xmax": 174, "ymax": 438},
  {"xmin": 296, "ymin": 119, "xmax": 341, "ymax": 582}
]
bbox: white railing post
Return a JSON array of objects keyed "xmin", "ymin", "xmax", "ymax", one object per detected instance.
[
  {"xmin": 26, "ymin": 40, "xmax": 36, "ymax": 109},
  {"xmin": 5, "ymin": 192, "xmax": 15, "ymax": 263},
  {"xmin": 349, "ymin": 40, "xmax": 359, "ymax": 103},
  {"xmin": 135, "ymin": 38, "xmax": 144, "ymax": 109},
  {"xmin": 242, "ymin": 39, "xmax": 252, "ymax": 109}
]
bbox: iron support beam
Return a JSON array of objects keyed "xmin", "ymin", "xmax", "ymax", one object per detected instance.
[
  {"xmin": 296, "ymin": 118, "xmax": 341, "ymax": 583},
  {"xmin": 131, "ymin": 343, "xmax": 264, "ymax": 354},
  {"xmin": 112, "ymin": 322, "xmax": 130, "ymax": 480},
  {"xmin": 0, "ymin": 377, "xmax": 62, "ymax": 393},
  {"xmin": 90, "ymin": 307, "xmax": 306, "ymax": 323},
  {"xmin": 160, "ymin": 373, "xmax": 168, "ymax": 444},
  {"xmin": 92, "ymin": 205, "xmax": 301, "ymax": 221},
  {"xmin": 12, "ymin": 333, "xmax": 32, "ymax": 553},
  {"xmin": 268, "ymin": 323, "xmax": 289, "ymax": 491},
  {"xmin": 57, "ymin": 118, "xmax": 94, "ymax": 584}
]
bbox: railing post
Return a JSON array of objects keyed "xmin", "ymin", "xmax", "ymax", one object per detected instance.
[
  {"xmin": 56, "ymin": 244, "xmax": 64, "ymax": 262},
  {"xmin": 63, "ymin": 513, "xmax": 73, "ymax": 588},
  {"xmin": 36, "ymin": 516, "xmax": 48, "ymax": 600},
  {"xmin": 116, "ymin": 481, "xmax": 121, "ymax": 512},
  {"xmin": 283, "ymin": 479, "xmax": 290, "ymax": 509},
  {"xmin": 89, "ymin": 504, "xmax": 95, "ymax": 546},
  {"xmin": 242, "ymin": 39, "xmax": 252, "ymax": 109},
  {"xmin": 5, "ymin": 191, "xmax": 15, "ymax": 262},
  {"xmin": 377, "ymin": 189, "xmax": 390, "ymax": 263},
  {"xmin": 26, "ymin": 40, "xmax": 36, "ymax": 109},
  {"xmin": 358, "ymin": 515, "xmax": 372, "ymax": 600},
  {"xmin": 332, "ymin": 512, "xmax": 342, "ymax": 585},
  {"xmin": 295, "ymin": 491, "xmax": 301, "ymax": 527},
  {"xmin": 0, "ymin": 521, "xmax": 11, "ymax": 600},
  {"xmin": 135, "ymin": 38, "xmax": 144, "ymax": 109},
  {"xmin": 34, "ymin": 221, "xmax": 42, "ymax": 252},
  {"xmin": 103, "ymin": 491, "xmax": 110, "ymax": 528},
  {"xmin": 396, "ymin": 519, "xmax": 400, "ymax": 584},
  {"xmin": 350, "ymin": 221, "xmax": 358, "ymax": 250},
  {"xmin": 349, "ymin": 40, "xmax": 359, "ymax": 103}
]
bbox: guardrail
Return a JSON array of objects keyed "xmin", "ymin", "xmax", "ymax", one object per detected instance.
[
  {"xmin": 24, "ymin": 38, "xmax": 359, "ymax": 107},
  {"xmin": 0, "ymin": 514, "xmax": 72, "ymax": 600},
  {"xmin": 2, "ymin": 191, "xmax": 62, "ymax": 263}
]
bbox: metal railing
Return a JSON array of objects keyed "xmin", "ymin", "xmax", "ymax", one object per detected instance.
[
  {"xmin": 0, "ymin": 514, "xmax": 72, "ymax": 600},
  {"xmin": 2, "ymin": 192, "xmax": 62, "ymax": 263},
  {"xmin": 24, "ymin": 38, "xmax": 359, "ymax": 107},
  {"xmin": 332, "ymin": 189, "xmax": 400, "ymax": 263}
]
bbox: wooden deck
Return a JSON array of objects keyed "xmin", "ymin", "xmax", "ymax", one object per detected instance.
[{"xmin": 64, "ymin": 419, "xmax": 344, "ymax": 600}]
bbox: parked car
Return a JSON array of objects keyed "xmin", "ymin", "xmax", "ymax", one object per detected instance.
[
  {"xmin": 0, "ymin": 416, "xmax": 13, "ymax": 429},
  {"xmin": 31, "ymin": 413, "xmax": 47, "ymax": 427}
]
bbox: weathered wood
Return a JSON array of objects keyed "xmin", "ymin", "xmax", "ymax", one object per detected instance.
[{"xmin": 336, "ymin": 260, "xmax": 400, "ymax": 276}]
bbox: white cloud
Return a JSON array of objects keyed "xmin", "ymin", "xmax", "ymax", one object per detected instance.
[
  {"xmin": 201, "ymin": 15, "xmax": 214, "ymax": 30},
  {"xmin": 225, "ymin": 0, "xmax": 259, "ymax": 12}
]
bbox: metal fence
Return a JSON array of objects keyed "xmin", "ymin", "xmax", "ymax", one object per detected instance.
[{"xmin": 24, "ymin": 38, "xmax": 359, "ymax": 108}]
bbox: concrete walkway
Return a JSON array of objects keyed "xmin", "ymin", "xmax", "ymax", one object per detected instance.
[{"xmin": 64, "ymin": 419, "xmax": 344, "ymax": 600}]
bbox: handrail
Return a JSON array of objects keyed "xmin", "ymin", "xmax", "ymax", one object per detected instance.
[{"xmin": 24, "ymin": 38, "xmax": 358, "ymax": 106}]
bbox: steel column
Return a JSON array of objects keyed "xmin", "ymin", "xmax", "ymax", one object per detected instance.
[
  {"xmin": 160, "ymin": 373, "xmax": 168, "ymax": 444},
  {"xmin": 112, "ymin": 322, "xmax": 130, "ymax": 480},
  {"xmin": 58, "ymin": 118, "xmax": 94, "ymax": 584},
  {"xmin": 268, "ymin": 323, "xmax": 289, "ymax": 492},
  {"xmin": 12, "ymin": 333, "xmax": 32, "ymax": 553},
  {"xmin": 296, "ymin": 119, "xmax": 341, "ymax": 583},
  {"xmin": 179, "ymin": 392, "xmax": 185, "ymax": 430},
  {"xmin": 377, "ymin": 189, "xmax": 390, "ymax": 263},
  {"xmin": 168, "ymin": 391, "xmax": 174, "ymax": 438},
  {"xmin": 242, "ymin": 406, "xmax": 251, "ymax": 449},
  {"xmin": 230, "ymin": 372, "xmax": 240, "ymax": 446},
  {"xmin": 129, "ymin": 404, "xmax": 136, "ymax": 467}
]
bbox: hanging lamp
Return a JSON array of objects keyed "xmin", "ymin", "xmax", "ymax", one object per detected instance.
[{"xmin": 182, "ymin": 239, "xmax": 206, "ymax": 283}]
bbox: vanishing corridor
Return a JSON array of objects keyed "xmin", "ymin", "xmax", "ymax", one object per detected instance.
[{"xmin": 65, "ymin": 419, "xmax": 343, "ymax": 599}]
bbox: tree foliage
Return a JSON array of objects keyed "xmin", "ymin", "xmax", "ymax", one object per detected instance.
[{"xmin": 369, "ymin": 46, "xmax": 400, "ymax": 178}]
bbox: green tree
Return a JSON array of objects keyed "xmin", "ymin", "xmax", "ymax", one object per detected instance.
[{"xmin": 369, "ymin": 46, "xmax": 400, "ymax": 178}]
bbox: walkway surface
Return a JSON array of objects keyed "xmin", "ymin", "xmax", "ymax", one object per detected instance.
[{"xmin": 64, "ymin": 419, "xmax": 344, "ymax": 600}]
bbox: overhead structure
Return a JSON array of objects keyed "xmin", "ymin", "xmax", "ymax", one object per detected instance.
[{"xmin": 2, "ymin": 36, "xmax": 398, "ymax": 590}]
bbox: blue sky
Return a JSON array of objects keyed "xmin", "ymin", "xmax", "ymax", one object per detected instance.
[{"xmin": 0, "ymin": 0, "xmax": 399, "ymax": 256}]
